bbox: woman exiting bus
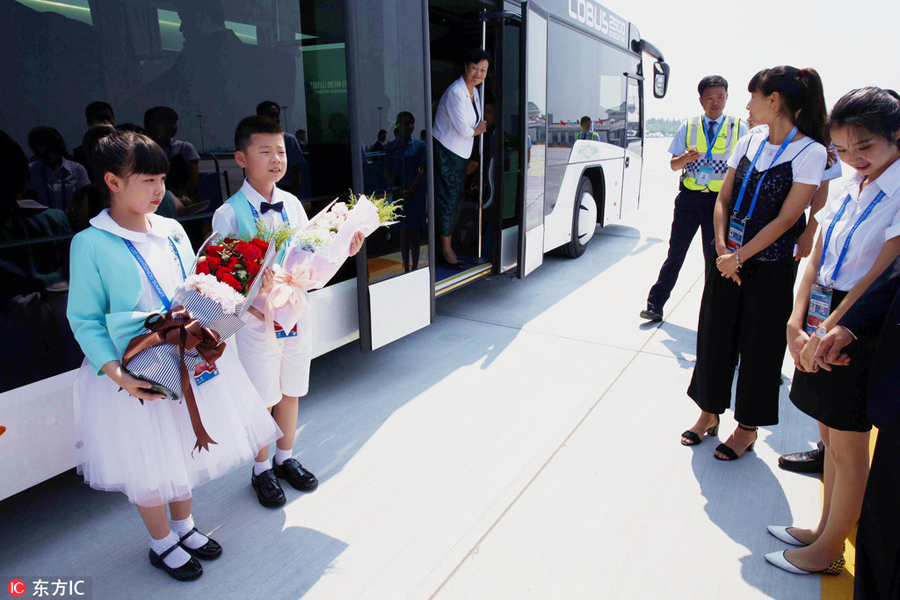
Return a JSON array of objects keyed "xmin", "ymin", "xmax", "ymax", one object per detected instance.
[
  {"xmin": 680, "ymin": 67, "xmax": 828, "ymax": 460},
  {"xmin": 432, "ymin": 48, "xmax": 489, "ymax": 269}
]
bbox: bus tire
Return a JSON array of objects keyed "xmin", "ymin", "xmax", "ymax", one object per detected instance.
[{"xmin": 560, "ymin": 176, "xmax": 598, "ymax": 258}]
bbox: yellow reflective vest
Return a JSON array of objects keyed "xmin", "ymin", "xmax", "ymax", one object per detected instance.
[{"xmin": 682, "ymin": 115, "xmax": 741, "ymax": 192}]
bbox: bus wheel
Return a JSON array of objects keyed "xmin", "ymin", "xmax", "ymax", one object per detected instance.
[{"xmin": 561, "ymin": 176, "xmax": 598, "ymax": 258}]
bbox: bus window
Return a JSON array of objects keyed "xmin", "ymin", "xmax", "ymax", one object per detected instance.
[
  {"xmin": 346, "ymin": 0, "xmax": 429, "ymax": 283},
  {"xmin": 597, "ymin": 42, "xmax": 635, "ymax": 150},
  {"xmin": 626, "ymin": 78, "xmax": 643, "ymax": 155},
  {"xmin": 544, "ymin": 20, "xmax": 637, "ymax": 219},
  {"xmin": 0, "ymin": 0, "xmax": 356, "ymax": 393}
]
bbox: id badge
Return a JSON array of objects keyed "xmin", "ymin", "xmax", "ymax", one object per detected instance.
[
  {"xmin": 274, "ymin": 322, "xmax": 298, "ymax": 339},
  {"xmin": 726, "ymin": 219, "xmax": 745, "ymax": 252},
  {"xmin": 193, "ymin": 360, "xmax": 220, "ymax": 386},
  {"xmin": 805, "ymin": 283, "xmax": 833, "ymax": 335},
  {"xmin": 696, "ymin": 165, "xmax": 713, "ymax": 187}
]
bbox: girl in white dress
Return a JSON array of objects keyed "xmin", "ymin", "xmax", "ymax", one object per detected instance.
[{"xmin": 67, "ymin": 130, "xmax": 278, "ymax": 581}]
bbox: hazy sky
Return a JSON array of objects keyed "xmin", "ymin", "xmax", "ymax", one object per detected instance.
[{"xmin": 599, "ymin": 0, "xmax": 900, "ymax": 122}]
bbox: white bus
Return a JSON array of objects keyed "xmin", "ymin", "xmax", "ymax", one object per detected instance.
[{"xmin": 0, "ymin": 0, "xmax": 668, "ymax": 500}]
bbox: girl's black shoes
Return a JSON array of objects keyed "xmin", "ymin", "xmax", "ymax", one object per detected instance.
[
  {"xmin": 179, "ymin": 527, "xmax": 223, "ymax": 560},
  {"xmin": 149, "ymin": 543, "xmax": 203, "ymax": 582}
]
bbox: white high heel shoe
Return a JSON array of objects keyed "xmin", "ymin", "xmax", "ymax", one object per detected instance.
[
  {"xmin": 766, "ymin": 525, "xmax": 807, "ymax": 546},
  {"xmin": 765, "ymin": 551, "xmax": 844, "ymax": 575}
]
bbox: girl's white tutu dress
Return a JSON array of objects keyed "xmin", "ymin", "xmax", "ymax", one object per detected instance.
[{"xmin": 71, "ymin": 212, "xmax": 279, "ymax": 507}]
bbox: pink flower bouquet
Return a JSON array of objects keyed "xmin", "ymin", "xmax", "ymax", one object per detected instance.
[{"xmin": 252, "ymin": 195, "xmax": 396, "ymax": 340}]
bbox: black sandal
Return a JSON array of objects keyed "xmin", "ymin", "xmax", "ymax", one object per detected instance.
[
  {"xmin": 714, "ymin": 424, "xmax": 758, "ymax": 461},
  {"xmin": 681, "ymin": 416, "xmax": 720, "ymax": 446},
  {"xmin": 149, "ymin": 543, "xmax": 203, "ymax": 581}
]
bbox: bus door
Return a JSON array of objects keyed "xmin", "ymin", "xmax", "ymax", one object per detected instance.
[
  {"xmin": 519, "ymin": 1, "xmax": 549, "ymax": 277},
  {"xmin": 481, "ymin": 7, "xmax": 524, "ymax": 275},
  {"xmin": 620, "ymin": 75, "xmax": 643, "ymax": 218},
  {"xmin": 346, "ymin": 0, "xmax": 433, "ymax": 352}
]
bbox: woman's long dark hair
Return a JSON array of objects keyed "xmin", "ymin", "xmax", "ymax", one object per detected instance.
[
  {"xmin": 749, "ymin": 66, "xmax": 828, "ymax": 147},
  {"xmin": 829, "ymin": 87, "xmax": 900, "ymax": 151}
]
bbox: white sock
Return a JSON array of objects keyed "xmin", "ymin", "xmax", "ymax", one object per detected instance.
[
  {"xmin": 170, "ymin": 515, "xmax": 208, "ymax": 550},
  {"xmin": 254, "ymin": 459, "xmax": 271, "ymax": 476},
  {"xmin": 274, "ymin": 448, "xmax": 293, "ymax": 466},
  {"xmin": 149, "ymin": 531, "xmax": 191, "ymax": 568}
]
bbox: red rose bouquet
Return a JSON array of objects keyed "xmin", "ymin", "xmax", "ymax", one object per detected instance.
[
  {"xmin": 122, "ymin": 232, "xmax": 277, "ymax": 453},
  {"xmin": 195, "ymin": 236, "xmax": 272, "ymax": 298}
]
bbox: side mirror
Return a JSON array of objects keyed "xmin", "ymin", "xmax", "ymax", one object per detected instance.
[{"xmin": 653, "ymin": 61, "xmax": 670, "ymax": 99}]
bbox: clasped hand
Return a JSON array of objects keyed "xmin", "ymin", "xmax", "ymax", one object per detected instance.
[
  {"xmin": 788, "ymin": 324, "xmax": 853, "ymax": 373},
  {"xmin": 715, "ymin": 251, "xmax": 742, "ymax": 285}
]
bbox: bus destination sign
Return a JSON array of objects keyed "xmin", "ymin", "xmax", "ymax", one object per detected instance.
[{"xmin": 544, "ymin": 0, "xmax": 630, "ymax": 49}]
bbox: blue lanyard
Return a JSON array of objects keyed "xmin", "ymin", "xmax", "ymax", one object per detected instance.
[
  {"xmin": 123, "ymin": 237, "xmax": 187, "ymax": 311},
  {"xmin": 817, "ymin": 190, "xmax": 887, "ymax": 286},
  {"xmin": 247, "ymin": 198, "xmax": 290, "ymax": 227},
  {"xmin": 732, "ymin": 127, "xmax": 798, "ymax": 222},
  {"xmin": 703, "ymin": 117, "xmax": 725, "ymax": 162}
]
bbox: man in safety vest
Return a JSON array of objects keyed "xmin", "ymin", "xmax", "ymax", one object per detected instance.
[
  {"xmin": 640, "ymin": 75, "xmax": 748, "ymax": 322},
  {"xmin": 576, "ymin": 116, "xmax": 600, "ymax": 141}
]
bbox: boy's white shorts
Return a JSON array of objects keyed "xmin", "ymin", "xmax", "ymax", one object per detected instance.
[{"xmin": 234, "ymin": 311, "xmax": 311, "ymax": 408}]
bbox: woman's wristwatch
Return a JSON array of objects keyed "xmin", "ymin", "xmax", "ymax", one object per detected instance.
[
  {"xmin": 734, "ymin": 249, "xmax": 742, "ymax": 269},
  {"xmin": 814, "ymin": 325, "xmax": 828, "ymax": 339}
]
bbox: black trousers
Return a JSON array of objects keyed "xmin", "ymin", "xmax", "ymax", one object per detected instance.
[
  {"xmin": 647, "ymin": 189, "xmax": 717, "ymax": 312},
  {"xmin": 687, "ymin": 259, "xmax": 795, "ymax": 426},
  {"xmin": 855, "ymin": 430, "xmax": 900, "ymax": 600}
]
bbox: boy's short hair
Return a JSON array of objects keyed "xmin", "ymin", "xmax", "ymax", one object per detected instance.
[
  {"xmin": 580, "ymin": 116, "xmax": 591, "ymax": 126},
  {"xmin": 256, "ymin": 101, "xmax": 280, "ymax": 117},
  {"xmin": 235, "ymin": 115, "xmax": 283, "ymax": 152},
  {"xmin": 698, "ymin": 75, "xmax": 728, "ymax": 95},
  {"xmin": 144, "ymin": 106, "xmax": 178, "ymax": 128},
  {"xmin": 85, "ymin": 101, "xmax": 114, "ymax": 125}
]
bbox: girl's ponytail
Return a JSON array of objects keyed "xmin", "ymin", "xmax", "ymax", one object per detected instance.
[
  {"xmin": 750, "ymin": 66, "xmax": 828, "ymax": 147},
  {"xmin": 795, "ymin": 67, "xmax": 828, "ymax": 148}
]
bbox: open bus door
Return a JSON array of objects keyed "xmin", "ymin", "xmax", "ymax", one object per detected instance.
[
  {"xmin": 518, "ymin": 1, "xmax": 548, "ymax": 278},
  {"xmin": 346, "ymin": 0, "xmax": 433, "ymax": 352},
  {"xmin": 480, "ymin": 6, "xmax": 524, "ymax": 277},
  {"xmin": 620, "ymin": 75, "xmax": 644, "ymax": 218}
]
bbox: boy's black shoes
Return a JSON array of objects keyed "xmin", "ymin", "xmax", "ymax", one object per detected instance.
[
  {"xmin": 273, "ymin": 458, "xmax": 318, "ymax": 491},
  {"xmin": 251, "ymin": 468, "xmax": 286, "ymax": 507}
]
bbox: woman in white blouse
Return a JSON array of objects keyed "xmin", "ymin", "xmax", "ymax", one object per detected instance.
[
  {"xmin": 768, "ymin": 87, "xmax": 900, "ymax": 576},
  {"xmin": 432, "ymin": 48, "xmax": 490, "ymax": 268}
]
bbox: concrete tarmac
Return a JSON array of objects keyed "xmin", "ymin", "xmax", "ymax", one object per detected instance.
[{"xmin": 0, "ymin": 138, "xmax": 827, "ymax": 599}]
